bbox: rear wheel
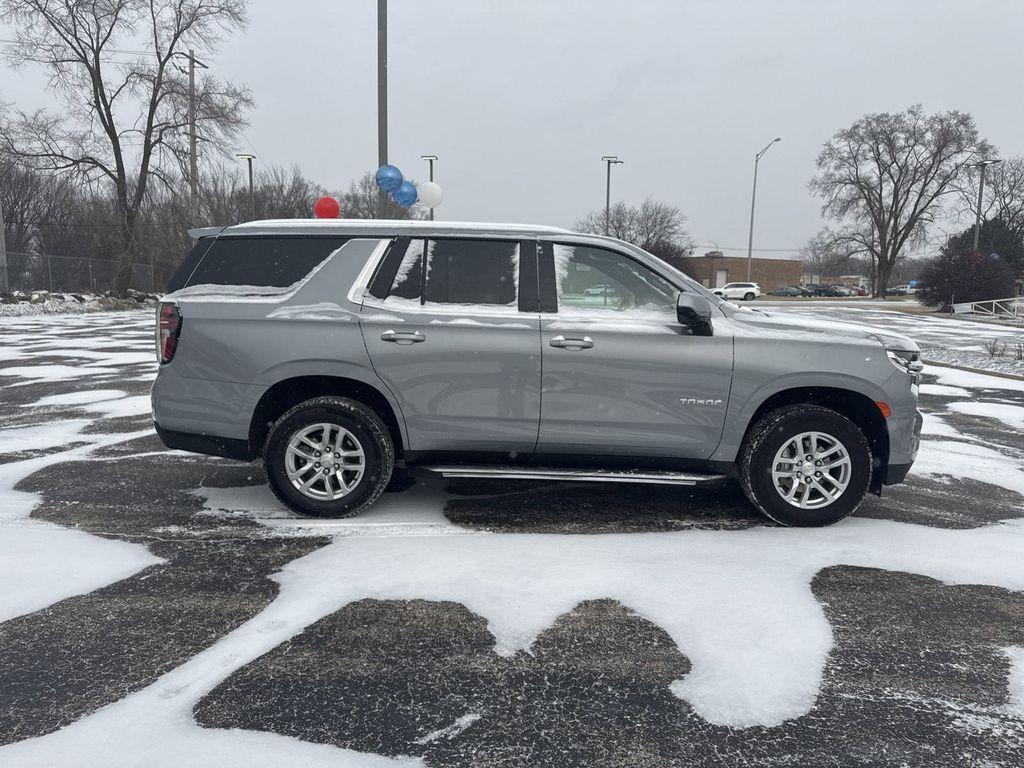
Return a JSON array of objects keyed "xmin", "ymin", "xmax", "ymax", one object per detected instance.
[
  {"xmin": 744, "ymin": 292, "xmax": 756, "ymax": 301},
  {"xmin": 738, "ymin": 405, "xmax": 871, "ymax": 526},
  {"xmin": 263, "ymin": 396, "xmax": 393, "ymax": 518}
]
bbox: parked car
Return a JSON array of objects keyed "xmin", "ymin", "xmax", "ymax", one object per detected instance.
[
  {"xmin": 769, "ymin": 286, "xmax": 804, "ymax": 297},
  {"xmin": 808, "ymin": 284, "xmax": 849, "ymax": 297},
  {"xmin": 888, "ymin": 285, "xmax": 914, "ymax": 296},
  {"xmin": 583, "ymin": 283, "xmax": 617, "ymax": 296},
  {"xmin": 153, "ymin": 220, "xmax": 923, "ymax": 527},
  {"xmin": 718, "ymin": 282, "xmax": 762, "ymax": 301}
]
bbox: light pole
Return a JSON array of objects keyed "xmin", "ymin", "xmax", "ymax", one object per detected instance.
[
  {"xmin": 968, "ymin": 158, "xmax": 1002, "ymax": 251},
  {"xmin": 421, "ymin": 154, "xmax": 437, "ymax": 220},
  {"xmin": 236, "ymin": 153, "xmax": 256, "ymax": 221},
  {"xmin": 746, "ymin": 137, "xmax": 781, "ymax": 281},
  {"xmin": 376, "ymin": 0, "xmax": 388, "ymax": 219},
  {"xmin": 601, "ymin": 155, "xmax": 623, "ymax": 236}
]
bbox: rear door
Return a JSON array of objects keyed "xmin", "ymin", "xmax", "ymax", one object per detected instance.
[
  {"xmin": 360, "ymin": 236, "xmax": 542, "ymax": 454},
  {"xmin": 536, "ymin": 240, "xmax": 733, "ymax": 460}
]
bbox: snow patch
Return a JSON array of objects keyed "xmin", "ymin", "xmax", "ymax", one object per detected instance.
[
  {"xmin": 946, "ymin": 401, "xmax": 1024, "ymax": 431},
  {"xmin": 1005, "ymin": 647, "xmax": 1024, "ymax": 719},
  {"xmin": 413, "ymin": 713, "xmax": 481, "ymax": 745},
  {"xmin": 0, "ymin": 419, "xmax": 93, "ymax": 452},
  {"xmin": 926, "ymin": 365, "xmax": 1024, "ymax": 393},
  {"xmin": 0, "ymin": 429, "xmax": 162, "ymax": 623},
  {"xmin": 22, "ymin": 389, "xmax": 128, "ymax": 407}
]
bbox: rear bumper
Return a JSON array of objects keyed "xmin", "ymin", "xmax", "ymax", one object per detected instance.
[{"xmin": 155, "ymin": 423, "xmax": 254, "ymax": 462}]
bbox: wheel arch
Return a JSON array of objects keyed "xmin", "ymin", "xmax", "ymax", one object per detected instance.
[
  {"xmin": 249, "ymin": 375, "xmax": 406, "ymax": 459},
  {"xmin": 741, "ymin": 386, "xmax": 889, "ymax": 492}
]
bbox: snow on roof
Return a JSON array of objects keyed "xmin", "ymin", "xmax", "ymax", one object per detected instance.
[
  {"xmin": 224, "ymin": 219, "xmax": 573, "ymax": 234},
  {"xmin": 223, "ymin": 219, "xmax": 572, "ymax": 236}
]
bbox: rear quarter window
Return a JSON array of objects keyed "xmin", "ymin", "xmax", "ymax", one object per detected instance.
[{"xmin": 182, "ymin": 236, "xmax": 350, "ymax": 289}]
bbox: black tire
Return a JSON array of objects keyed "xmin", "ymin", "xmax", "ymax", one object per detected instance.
[
  {"xmin": 263, "ymin": 396, "xmax": 394, "ymax": 518},
  {"xmin": 744, "ymin": 292, "xmax": 756, "ymax": 301},
  {"xmin": 738, "ymin": 404, "xmax": 871, "ymax": 527}
]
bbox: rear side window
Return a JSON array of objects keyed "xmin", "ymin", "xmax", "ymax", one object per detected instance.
[
  {"xmin": 183, "ymin": 236, "xmax": 349, "ymax": 288},
  {"xmin": 377, "ymin": 238, "xmax": 520, "ymax": 307},
  {"xmin": 424, "ymin": 239, "xmax": 518, "ymax": 306},
  {"xmin": 166, "ymin": 238, "xmax": 215, "ymax": 292}
]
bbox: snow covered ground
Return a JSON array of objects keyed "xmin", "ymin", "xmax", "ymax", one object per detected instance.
[{"xmin": 1, "ymin": 308, "xmax": 1024, "ymax": 767}]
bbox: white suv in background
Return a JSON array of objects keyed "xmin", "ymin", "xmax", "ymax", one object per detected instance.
[{"xmin": 713, "ymin": 282, "xmax": 761, "ymax": 301}]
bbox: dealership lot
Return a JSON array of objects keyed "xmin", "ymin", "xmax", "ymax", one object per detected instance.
[{"xmin": 1, "ymin": 309, "xmax": 1024, "ymax": 767}]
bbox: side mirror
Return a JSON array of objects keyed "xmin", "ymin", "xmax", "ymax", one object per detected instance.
[{"xmin": 676, "ymin": 292, "xmax": 713, "ymax": 336}]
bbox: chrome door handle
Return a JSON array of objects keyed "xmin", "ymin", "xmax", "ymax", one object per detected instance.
[
  {"xmin": 549, "ymin": 335, "xmax": 594, "ymax": 350},
  {"xmin": 380, "ymin": 329, "xmax": 426, "ymax": 344}
]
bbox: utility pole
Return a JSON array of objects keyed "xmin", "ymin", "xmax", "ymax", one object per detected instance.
[
  {"xmin": 236, "ymin": 154, "xmax": 256, "ymax": 220},
  {"xmin": 174, "ymin": 50, "xmax": 208, "ymax": 223},
  {"xmin": 421, "ymin": 155, "xmax": 437, "ymax": 220},
  {"xmin": 188, "ymin": 49, "xmax": 197, "ymax": 222},
  {"xmin": 746, "ymin": 136, "xmax": 781, "ymax": 281},
  {"xmin": 601, "ymin": 156, "xmax": 622, "ymax": 236},
  {"xmin": 377, "ymin": 0, "xmax": 388, "ymax": 219},
  {"xmin": 970, "ymin": 158, "xmax": 1002, "ymax": 251}
]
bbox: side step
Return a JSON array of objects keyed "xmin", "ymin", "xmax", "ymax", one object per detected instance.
[{"xmin": 424, "ymin": 466, "xmax": 728, "ymax": 487}]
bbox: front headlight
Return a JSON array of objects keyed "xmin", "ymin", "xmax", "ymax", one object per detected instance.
[
  {"xmin": 886, "ymin": 348, "xmax": 923, "ymax": 398},
  {"xmin": 886, "ymin": 348, "xmax": 923, "ymax": 374}
]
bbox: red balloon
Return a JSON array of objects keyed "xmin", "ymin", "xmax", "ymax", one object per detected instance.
[{"xmin": 313, "ymin": 196, "xmax": 341, "ymax": 218}]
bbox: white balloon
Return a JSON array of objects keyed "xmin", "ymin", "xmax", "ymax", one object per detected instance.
[{"xmin": 417, "ymin": 181, "xmax": 443, "ymax": 208}]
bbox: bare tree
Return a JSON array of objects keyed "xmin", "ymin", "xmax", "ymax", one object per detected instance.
[
  {"xmin": 0, "ymin": 157, "xmax": 75, "ymax": 253},
  {"xmin": 0, "ymin": 0, "xmax": 252, "ymax": 293},
  {"xmin": 575, "ymin": 198, "xmax": 694, "ymax": 261},
  {"xmin": 334, "ymin": 172, "xmax": 425, "ymax": 220},
  {"xmin": 954, "ymin": 156, "xmax": 1024, "ymax": 241},
  {"xmin": 810, "ymin": 105, "xmax": 990, "ymax": 296},
  {"xmin": 800, "ymin": 227, "xmax": 880, "ymax": 284}
]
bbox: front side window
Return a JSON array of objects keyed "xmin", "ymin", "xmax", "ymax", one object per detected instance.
[
  {"xmin": 380, "ymin": 238, "xmax": 520, "ymax": 308},
  {"xmin": 548, "ymin": 243, "xmax": 677, "ymax": 315}
]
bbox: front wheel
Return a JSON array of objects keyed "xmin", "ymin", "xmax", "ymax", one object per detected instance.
[
  {"xmin": 263, "ymin": 396, "xmax": 394, "ymax": 518},
  {"xmin": 738, "ymin": 405, "xmax": 871, "ymax": 526}
]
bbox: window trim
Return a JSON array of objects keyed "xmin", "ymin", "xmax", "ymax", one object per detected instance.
[{"xmin": 538, "ymin": 240, "xmax": 683, "ymax": 315}]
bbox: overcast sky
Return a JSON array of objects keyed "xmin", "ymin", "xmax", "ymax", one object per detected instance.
[{"xmin": 3, "ymin": 0, "xmax": 1024, "ymax": 257}]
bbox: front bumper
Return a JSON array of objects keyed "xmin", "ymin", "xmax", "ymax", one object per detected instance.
[{"xmin": 883, "ymin": 408, "xmax": 923, "ymax": 486}]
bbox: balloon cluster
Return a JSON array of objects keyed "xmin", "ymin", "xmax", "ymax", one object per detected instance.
[{"xmin": 375, "ymin": 164, "xmax": 444, "ymax": 209}]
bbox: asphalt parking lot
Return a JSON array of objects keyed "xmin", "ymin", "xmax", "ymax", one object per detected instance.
[{"xmin": 2, "ymin": 309, "xmax": 1024, "ymax": 767}]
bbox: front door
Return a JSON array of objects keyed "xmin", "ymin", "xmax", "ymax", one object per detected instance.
[
  {"xmin": 360, "ymin": 237, "xmax": 541, "ymax": 454},
  {"xmin": 537, "ymin": 240, "xmax": 733, "ymax": 460}
]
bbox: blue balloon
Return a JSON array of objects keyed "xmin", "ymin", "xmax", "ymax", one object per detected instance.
[
  {"xmin": 375, "ymin": 164, "xmax": 403, "ymax": 193},
  {"xmin": 391, "ymin": 180, "xmax": 418, "ymax": 207}
]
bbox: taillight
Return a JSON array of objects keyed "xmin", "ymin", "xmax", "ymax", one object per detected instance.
[{"xmin": 157, "ymin": 302, "xmax": 182, "ymax": 364}]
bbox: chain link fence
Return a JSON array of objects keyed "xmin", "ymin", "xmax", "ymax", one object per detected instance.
[{"xmin": 1, "ymin": 252, "xmax": 156, "ymax": 295}]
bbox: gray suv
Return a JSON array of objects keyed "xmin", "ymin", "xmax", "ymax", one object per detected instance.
[{"xmin": 152, "ymin": 220, "xmax": 923, "ymax": 526}]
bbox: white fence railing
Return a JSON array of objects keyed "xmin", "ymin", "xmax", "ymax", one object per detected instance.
[{"xmin": 952, "ymin": 297, "xmax": 1024, "ymax": 318}]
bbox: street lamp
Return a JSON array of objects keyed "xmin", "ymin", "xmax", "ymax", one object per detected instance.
[
  {"xmin": 235, "ymin": 153, "xmax": 256, "ymax": 221},
  {"xmin": 746, "ymin": 137, "xmax": 781, "ymax": 281},
  {"xmin": 601, "ymin": 155, "xmax": 623, "ymax": 236},
  {"xmin": 967, "ymin": 158, "xmax": 1002, "ymax": 251},
  {"xmin": 421, "ymin": 154, "xmax": 438, "ymax": 220}
]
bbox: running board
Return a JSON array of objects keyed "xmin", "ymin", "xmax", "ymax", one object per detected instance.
[{"xmin": 425, "ymin": 466, "xmax": 727, "ymax": 487}]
